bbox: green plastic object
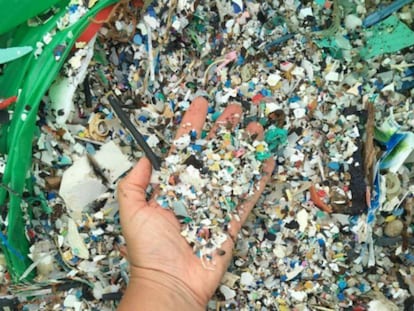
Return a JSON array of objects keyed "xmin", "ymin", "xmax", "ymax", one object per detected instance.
[
  {"xmin": 360, "ymin": 15, "xmax": 414, "ymax": 59},
  {"xmin": 0, "ymin": 0, "xmax": 64, "ymax": 35},
  {"xmin": 0, "ymin": 0, "xmax": 119, "ymax": 282}
]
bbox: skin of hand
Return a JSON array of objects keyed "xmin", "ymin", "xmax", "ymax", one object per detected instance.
[{"xmin": 117, "ymin": 97, "xmax": 275, "ymax": 310}]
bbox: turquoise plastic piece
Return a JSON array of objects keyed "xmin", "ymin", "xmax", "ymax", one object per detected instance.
[
  {"xmin": 360, "ymin": 15, "xmax": 414, "ymax": 60},
  {"xmin": 0, "ymin": 46, "xmax": 33, "ymax": 64},
  {"xmin": 264, "ymin": 127, "xmax": 288, "ymax": 152}
]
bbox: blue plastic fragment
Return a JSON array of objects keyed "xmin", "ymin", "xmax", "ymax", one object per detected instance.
[
  {"xmin": 146, "ymin": 5, "xmax": 156, "ymax": 17},
  {"xmin": 138, "ymin": 115, "xmax": 148, "ymax": 122},
  {"xmin": 362, "ymin": 0, "xmax": 413, "ymax": 27},
  {"xmin": 404, "ymin": 67, "xmax": 414, "ymax": 77},
  {"xmin": 133, "ymin": 34, "xmax": 143, "ymax": 45},
  {"xmin": 85, "ymin": 143, "xmax": 96, "ymax": 155},
  {"xmin": 392, "ymin": 207, "xmax": 404, "ymax": 216},
  {"xmin": 328, "ymin": 162, "xmax": 340, "ymax": 171},
  {"xmin": 261, "ymin": 89, "xmax": 271, "ymax": 96},
  {"xmin": 338, "ymin": 279, "xmax": 347, "ymax": 290},
  {"xmin": 47, "ymin": 192, "xmax": 57, "ymax": 200},
  {"xmin": 236, "ymin": 55, "xmax": 244, "ymax": 66},
  {"xmin": 231, "ymin": 1, "xmax": 243, "ymax": 13},
  {"xmin": 397, "ymin": 79, "xmax": 414, "ymax": 92},
  {"xmin": 288, "ymin": 95, "xmax": 301, "ymax": 103},
  {"xmin": 337, "ymin": 292, "xmax": 345, "ymax": 301},
  {"xmin": 68, "ymin": 4, "xmax": 79, "ymax": 14},
  {"xmin": 190, "ymin": 129, "xmax": 197, "ymax": 138},
  {"xmin": 190, "ymin": 144, "xmax": 202, "ymax": 152},
  {"xmin": 265, "ymin": 33, "xmax": 295, "ymax": 50},
  {"xmin": 0, "ymin": 232, "xmax": 24, "ymax": 260}
]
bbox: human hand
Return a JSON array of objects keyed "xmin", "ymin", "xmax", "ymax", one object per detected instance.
[{"xmin": 117, "ymin": 97, "xmax": 275, "ymax": 310}]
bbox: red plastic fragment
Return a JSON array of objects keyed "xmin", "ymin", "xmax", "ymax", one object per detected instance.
[
  {"xmin": 252, "ymin": 93, "xmax": 264, "ymax": 105},
  {"xmin": 76, "ymin": 4, "xmax": 117, "ymax": 44},
  {"xmin": 0, "ymin": 96, "xmax": 17, "ymax": 110}
]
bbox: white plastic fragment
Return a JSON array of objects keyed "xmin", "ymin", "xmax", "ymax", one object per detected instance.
[
  {"xmin": 368, "ymin": 299, "xmax": 399, "ymax": 311},
  {"xmin": 240, "ymin": 271, "xmax": 255, "ymax": 287},
  {"xmin": 286, "ymin": 265, "xmax": 304, "ymax": 281},
  {"xmin": 48, "ymin": 37, "xmax": 96, "ymax": 126},
  {"xmin": 29, "ymin": 241, "xmax": 54, "ymax": 278},
  {"xmin": 344, "ymin": 14, "xmax": 362, "ymax": 30},
  {"xmin": 298, "ymin": 7, "xmax": 313, "ymax": 19},
  {"xmin": 66, "ymin": 218, "xmax": 90, "ymax": 259},
  {"xmin": 347, "ymin": 82, "xmax": 362, "ymax": 96},
  {"xmin": 221, "ymin": 272, "xmax": 240, "ymax": 288},
  {"xmin": 59, "ymin": 156, "xmax": 107, "ymax": 217},
  {"xmin": 296, "ymin": 209, "xmax": 309, "ymax": 232},
  {"xmin": 219, "ymin": 285, "xmax": 236, "ymax": 300},
  {"xmin": 290, "ymin": 290, "xmax": 307, "ymax": 302},
  {"xmin": 93, "ymin": 140, "xmax": 133, "ymax": 184},
  {"xmin": 267, "ymin": 73, "xmax": 281, "ymax": 86},
  {"xmin": 64, "ymin": 294, "xmax": 83, "ymax": 311}
]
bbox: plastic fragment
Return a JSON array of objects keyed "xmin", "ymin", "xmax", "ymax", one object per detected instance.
[
  {"xmin": 0, "ymin": 46, "xmax": 33, "ymax": 64},
  {"xmin": 66, "ymin": 218, "xmax": 90, "ymax": 259}
]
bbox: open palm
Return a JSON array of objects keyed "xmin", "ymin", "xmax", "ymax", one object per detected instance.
[{"xmin": 118, "ymin": 97, "xmax": 275, "ymax": 309}]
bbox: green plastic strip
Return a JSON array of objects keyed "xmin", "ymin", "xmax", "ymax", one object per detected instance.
[{"xmin": 0, "ymin": 0, "xmax": 119, "ymax": 282}]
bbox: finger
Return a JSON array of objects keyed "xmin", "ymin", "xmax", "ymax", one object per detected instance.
[
  {"xmin": 118, "ymin": 157, "xmax": 152, "ymax": 220},
  {"xmin": 150, "ymin": 97, "xmax": 208, "ymax": 199},
  {"xmin": 226, "ymin": 157, "xmax": 275, "ymax": 241},
  {"xmin": 207, "ymin": 104, "xmax": 242, "ymax": 139},
  {"xmin": 246, "ymin": 121, "xmax": 264, "ymax": 140},
  {"xmin": 203, "ymin": 158, "xmax": 275, "ymax": 271},
  {"xmin": 174, "ymin": 96, "xmax": 209, "ymax": 140}
]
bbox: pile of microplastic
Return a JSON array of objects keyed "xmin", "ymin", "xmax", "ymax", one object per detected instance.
[
  {"xmin": 155, "ymin": 126, "xmax": 271, "ymax": 257},
  {"xmin": 0, "ymin": 0, "xmax": 414, "ymax": 310}
]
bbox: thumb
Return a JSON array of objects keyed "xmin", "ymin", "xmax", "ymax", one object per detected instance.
[{"xmin": 118, "ymin": 157, "xmax": 152, "ymax": 220}]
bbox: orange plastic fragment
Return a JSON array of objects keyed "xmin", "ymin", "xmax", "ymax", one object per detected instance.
[{"xmin": 309, "ymin": 185, "xmax": 333, "ymax": 213}]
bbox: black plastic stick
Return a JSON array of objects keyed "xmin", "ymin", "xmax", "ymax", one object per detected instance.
[{"xmin": 107, "ymin": 94, "xmax": 161, "ymax": 170}]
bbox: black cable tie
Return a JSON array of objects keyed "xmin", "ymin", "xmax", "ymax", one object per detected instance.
[{"xmin": 107, "ymin": 94, "xmax": 161, "ymax": 171}]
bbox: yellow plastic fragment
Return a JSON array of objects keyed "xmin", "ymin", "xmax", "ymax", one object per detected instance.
[
  {"xmin": 304, "ymin": 281, "xmax": 314, "ymax": 290},
  {"xmin": 333, "ymin": 253, "xmax": 345, "ymax": 259},
  {"xmin": 385, "ymin": 215, "xmax": 396, "ymax": 222},
  {"xmin": 62, "ymin": 250, "xmax": 73, "ymax": 261},
  {"xmin": 255, "ymin": 144, "xmax": 265, "ymax": 152},
  {"xmin": 223, "ymin": 151, "xmax": 233, "ymax": 160},
  {"xmin": 209, "ymin": 162, "xmax": 221, "ymax": 171}
]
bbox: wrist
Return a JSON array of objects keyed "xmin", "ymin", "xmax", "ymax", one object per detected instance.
[{"xmin": 118, "ymin": 267, "xmax": 205, "ymax": 311}]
